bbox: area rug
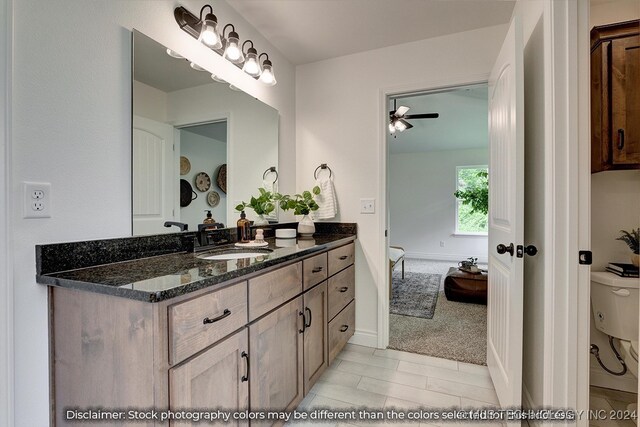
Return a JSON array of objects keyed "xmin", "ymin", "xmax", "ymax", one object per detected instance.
[
  {"xmin": 389, "ymin": 290, "xmax": 488, "ymax": 365},
  {"xmin": 390, "ymin": 271, "xmax": 441, "ymax": 319}
]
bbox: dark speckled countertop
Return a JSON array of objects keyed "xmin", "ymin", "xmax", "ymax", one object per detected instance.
[{"xmin": 37, "ymin": 232, "xmax": 356, "ymax": 303}]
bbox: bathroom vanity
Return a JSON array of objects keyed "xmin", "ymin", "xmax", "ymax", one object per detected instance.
[{"xmin": 37, "ymin": 225, "xmax": 356, "ymax": 426}]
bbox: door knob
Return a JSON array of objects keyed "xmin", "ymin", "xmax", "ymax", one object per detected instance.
[
  {"xmin": 516, "ymin": 244, "xmax": 538, "ymax": 258},
  {"xmin": 496, "ymin": 243, "xmax": 514, "ymax": 256}
]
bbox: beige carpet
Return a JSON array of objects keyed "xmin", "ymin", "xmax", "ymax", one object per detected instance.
[{"xmin": 389, "ymin": 289, "xmax": 488, "ymax": 365}]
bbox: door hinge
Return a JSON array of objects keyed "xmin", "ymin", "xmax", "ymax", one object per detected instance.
[
  {"xmin": 385, "ymin": 230, "xmax": 388, "ymax": 237},
  {"xmin": 579, "ymin": 250, "xmax": 592, "ymax": 265}
]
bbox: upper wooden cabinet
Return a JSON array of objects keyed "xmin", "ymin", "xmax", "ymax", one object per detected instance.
[{"xmin": 591, "ymin": 20, "xmax": 640, "ymax": 173}]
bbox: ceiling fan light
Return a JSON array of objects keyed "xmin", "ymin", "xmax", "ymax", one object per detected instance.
[
  {"xmin": 388, "ymin": 122, "xmax": 396, "ymax": 134},
  {"xmin": 394, "ymin": 120, "xmax": 407, "ymax": 132},
  {"xmin": 198, "ymin": 13, "xmax": 222, "ymax": 49}
]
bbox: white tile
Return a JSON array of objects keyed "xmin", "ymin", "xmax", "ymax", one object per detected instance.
[
  {"xmin": 427, "ymin": 377, "xmax": 499, "ymax": 404},
  {"xmin": 336, "ymin": 350, "xmax": 400, "ymax": 370},
  {"xmin": 397, "ymin": 361, "xmax": 494, "ymax": 389},
  {"xmin": 309, "ymin": 394, "xmax": 355, "ymax": 409},
  {"xmin": 297, "ymin": 392, "xmax": 316, "ymax": 410},
  {"xmin": 344, "ymin": 344, "xmax": 376, "ymax": 355},
  {"xmin": 335, "ymin": 360, "xmax": 427, "ymax": 389},
  {"xmin": 357, "ymin": 377, "xmax": 460, "ymax": 408},
  {"xmin": 384, "ymin": 397, "xmax": 427, "ymax": 410},
  {"xmin": 458, "ymin": 362, "xmax": 490, "ymax": 377},
  {"xmin": 460, "ymin": 397, "xmax": 501, "ymax": 409},
  {"xmin": 318, "ymin": 367, "xmax": 362, "ymax": 388},
  {"xmin": 311, "ymin": 381, "xmax": 387, "ymax": 408},
  {"xmin": 373, "ymin": 349, "xmax": 458, "ymax": 370}
]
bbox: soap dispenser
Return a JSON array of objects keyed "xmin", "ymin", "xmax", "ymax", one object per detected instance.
[
  {"xmin": 203, "ymin": 210, "xmax": 215, "ymax": 224},
  {"xmin": 237, "ymin": 211, "xmax": 251, "ymax": 243}
]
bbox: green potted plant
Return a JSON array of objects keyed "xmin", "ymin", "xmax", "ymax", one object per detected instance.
[
  {"xmin": 274, "ymin": 187, "xmax": 321, "ymax": 237},
  {"xmin": 616, "ymin": 228, "xmax": 640, "ymax": 267},
  {"xmin": 235, "ymin": 188, "xmax": 275, "ymax": 226}
]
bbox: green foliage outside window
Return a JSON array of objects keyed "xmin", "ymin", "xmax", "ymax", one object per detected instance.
[{"xmin": 454, "ymin": 167, "xmax": 489, "ymax": 233}]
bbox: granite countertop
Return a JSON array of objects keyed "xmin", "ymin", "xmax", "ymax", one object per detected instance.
[{"xmin": 37, "ymin": 233, "xmax": 356, "ymax": 303}]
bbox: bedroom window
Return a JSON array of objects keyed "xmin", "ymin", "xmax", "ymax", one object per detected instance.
[{"xmin": 455, "ymin": 165, "xmax": 489, "ymax": 235}]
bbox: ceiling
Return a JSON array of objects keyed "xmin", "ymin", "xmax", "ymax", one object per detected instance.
[
  {"xmin": 226, "ymin": 0, "xmax": 516, "ymax": 65},
  {"xmin": 180, "ymin": 122, "xmax": 228, "ymax": 142},
  {"xmin": 134, "ymin": 31, "xmax": 225, "ymax": 92},
  {"xmin": 388, "ymin": 85, "xmax": 488, "ymax": 154}
]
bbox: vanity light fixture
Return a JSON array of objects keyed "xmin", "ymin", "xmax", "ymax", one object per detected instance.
[
  {"xmin": 174, "ymin": 4, "xmax": 277, "ymax": 86},
  {"xmin": 197, "ymin": 5, "xmax": 222, "ymax": 49},
  {"xmin": 222, "ymin": 24, "xmax": 244, "ymax": 64},
  {"xmin": 258, "ymin": 53, "xmax": 277, "ymax": 86},
  {"xmin": 241, "ymin": 41, "xmax": 262, "ymax": 77}
]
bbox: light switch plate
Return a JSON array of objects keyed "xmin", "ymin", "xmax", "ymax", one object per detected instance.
[
  {"xmin": 23, "ymin": 182, "xmax": 51, "ymax": 218},
  {"xmin": 360, "ymin": 198, "xmax": 375, "ymax": 214}
]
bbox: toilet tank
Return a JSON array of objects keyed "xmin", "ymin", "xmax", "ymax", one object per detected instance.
[{"xmin": 591, "ymin": 272, "xmax": 640, "ymax": 340}]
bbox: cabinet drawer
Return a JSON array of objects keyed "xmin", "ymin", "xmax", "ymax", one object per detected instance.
[
  {"xmin": 169, "ymin": 282, "xmax": 248, "ymax": 365},
  {"xmin": 249, "ymin": 262, "xmax": 302, "ymax": 321},
  {"xmin": 328, "ymin": 243, "xmax": 354, "ymax": 276},
  {"xmin": 328, "ymin": 300, "xmax": 355, "ymax": 364},
  {"xmin": 328, "ymin": 265, "xmax": 355, "ymax": 320},
  {"xmin": 303, "ymin": 252, "xmax": 328, "ymax": 291}
]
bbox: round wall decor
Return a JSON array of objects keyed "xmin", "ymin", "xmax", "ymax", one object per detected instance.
[
  {"xmin": 207, "ymin": 191, "xmax": 220, "ymax": 207},
  {"xmin": 180, "ymin": 156, "xmax": 191, "ymax": 175},
  {"xmin": 195, "ymin": 172, "xmax": 211, "ymax": 192},
  {"xmin": 216, "ymin": 164, "xmax": 227, "ymax": 194}
]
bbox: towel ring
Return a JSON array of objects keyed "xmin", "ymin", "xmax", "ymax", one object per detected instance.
[
  {"xmin": 262, "ymin": 166, "xmax": 278, "ymax": 184},
  {"xmin": 314, "ymin": 163, "xmax": 332, "ymax": 179}
]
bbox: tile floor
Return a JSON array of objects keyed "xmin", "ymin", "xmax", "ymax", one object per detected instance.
[
  {"xmin": 590, "ymin": 386, "xmax": 638, "ymax": 427},
  {"xmin": 291, "ymin": 344, "xmax": 500, "ymax": 426}
]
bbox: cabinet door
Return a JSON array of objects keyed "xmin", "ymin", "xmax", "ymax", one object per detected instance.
[
  {"xmin": 303, "ymin": 282, "xmax": 328, "ymax": 394},
  {"xmin": 611, "ymin": 35, "xmax": 640, "ymax": 166},
  {"xmin": 249, "ymin": 297, "xmax": 304, "ymax": 413},
  {"xmin": 169, "ymin": 329, "xmax": 249, "ymax": 426}
]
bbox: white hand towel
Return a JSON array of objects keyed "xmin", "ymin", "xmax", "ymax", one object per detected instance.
[{"xmin": 313, "ymin": 176, "xmax": 338, "ymax": 220}]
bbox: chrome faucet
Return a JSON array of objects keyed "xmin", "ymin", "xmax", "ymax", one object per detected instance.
[{"xmin": 164, "ymin": 221, "xmax": 188, "ymax": 231}]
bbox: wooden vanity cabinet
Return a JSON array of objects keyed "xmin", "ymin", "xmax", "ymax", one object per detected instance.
[
  {"xmin": 302, "ymin": 282, "xmax": 328, "ymax": 394},
  {"xmin": 591, "ymin": 20, "xmax": 640, "ymax": 173},
  {"xmin": 169, "ymin": 329, "xmax": 249, "ymax": 427}
]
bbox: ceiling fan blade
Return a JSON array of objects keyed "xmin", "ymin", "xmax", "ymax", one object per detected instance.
[
  {"xmin": 399, "ymin": 119, "xmax": 413, "ymax": 130},
  {"xmin": 404, "ymin": 113, "xmax": 439, "ymax": 119},
  {"xmin": 394, "ymin": 106, "xmax": 410, "ymax": 117}
]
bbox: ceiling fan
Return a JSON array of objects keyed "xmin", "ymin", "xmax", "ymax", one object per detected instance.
[{"xmin": 389, "ymin": 99, "xmax": 439, "ymax": 134}]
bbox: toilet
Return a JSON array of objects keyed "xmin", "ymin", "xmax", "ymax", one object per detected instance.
[{"xmin": 591, "ymin": 271, "xmax": 639, "ymax": 401}]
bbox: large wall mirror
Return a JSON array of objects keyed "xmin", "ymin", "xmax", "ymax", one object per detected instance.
[{"xmin": 132, "ymin": 30, "xmax": 279, "ymax": 236}]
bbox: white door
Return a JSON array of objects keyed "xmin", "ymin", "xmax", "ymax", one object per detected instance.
[
  {"xmin": 133, "ymin": 115, "xmax": 177, "ymax": 235},
  {"xmin": 487, "ymin": 16, "xmax": 524, "ymax": 408}
]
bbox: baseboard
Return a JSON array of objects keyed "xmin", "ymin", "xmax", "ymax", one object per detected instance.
[
  {"xmin": 404, "ymin": 251, "xmax": 488, "ymax": 264},
  {"xmin": 590, "ymin": 366, "xmax": 638, "ymax": 393},
  {"xmin": 522, "ymin": 384, "xmax": 541, "ymax": 426},
  {"xmin": 349, "ymin": 329, "xmax": 378, "ymax": 348}
]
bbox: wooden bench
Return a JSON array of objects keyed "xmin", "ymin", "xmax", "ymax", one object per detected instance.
[{"xmin": 388, "ymin": 246, "xmax": 405, "ymax": 299}]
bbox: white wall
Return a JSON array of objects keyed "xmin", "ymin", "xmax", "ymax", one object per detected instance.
[
  {"xmin": 590, "ymin": 0, "xmax": 639, "ymax": 27},
  {"xmin": 179, "ymin": 130, "xmax": 227, "ymax": 228},
  {"xmin": 296, "ymin": 24, "xmax": 508, "ymax": 346},
  {"xmin": 389, "ymin": 148, "xmax": 488, "ymax": 262},
  {"xmin": 133, "ymin": 80, "xmax": 168, "ymax": 123},
  {"xmin": 10, "ymin": 0, "xmax": 295, "ymax": 424}
]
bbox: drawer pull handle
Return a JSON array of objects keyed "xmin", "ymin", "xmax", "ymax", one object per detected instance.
[
  {"xmin": 241, "ymin": 351, "xmax": 249, "ymax": 382},
  {"xmin": 339, "ymin": 325, "xmax": 349, "ymax": 332},
  {"xmin": 339, "ymin": 287, "xmax": 349, "ymax": 293},
  {"xmin": 203, "ymin": 309, "xmax": 231, "ymax": 324},
  {"xmin": 339, "ymin": 255, "xmax": 348, "ymax": 260},
  {"xmin": 618, "ymin": 129, "xmax": 625, "ymax": 150},
  {"xmin": 305, "ymin": 307, "xmax": 312, "ymax": 328},
  {"xmin": 312, "ymin": 267, "xmax": 323, "ymax": 273},
  {"xmin": 299, "ymin": 311, "xmax": 306, "ymax": 334}
]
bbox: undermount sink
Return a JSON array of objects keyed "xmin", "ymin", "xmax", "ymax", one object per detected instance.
[{"xmin": 197, "ymin": 248, "xmax": 273, "ymax": 261}]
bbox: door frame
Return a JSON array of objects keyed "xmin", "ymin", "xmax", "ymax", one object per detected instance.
[{"xmin": 376, "ymin": 72, "xmax": 490, "ymax": 349}]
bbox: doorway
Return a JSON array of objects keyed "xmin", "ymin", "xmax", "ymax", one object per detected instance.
[{"xmin": 386, "ymin": 85, "xmax": 490, "ymax": 366}]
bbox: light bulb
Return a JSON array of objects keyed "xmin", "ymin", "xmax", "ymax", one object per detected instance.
[
  {"xmin": 388, "ymin": 122, "xmax": 396, "ymax": 134},
  {"xmin": 242, "ymin": 50, "xmax": 261, "ymax": 77},
  {"xmin": 259, "ymin": 61, "xmax": 276, "ymax": 86},
  {"xmin": 223, "ymin": 34, "xmax": 244, "ymax": 64},
  {"xmin": 198, "ymin": 14, "xmax": 222, "ymax": 49},
  {"xmin": 394, "ymin": 120, "xmax": 407, "ymax": 132}
]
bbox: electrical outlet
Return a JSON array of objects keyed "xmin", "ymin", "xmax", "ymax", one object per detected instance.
[
  {"xmin": 24, "ymin": 182, "xmax": 51, "ymax": 218},
  {"xmin": 360, "ymin": 198, "xmax": 375, "ymax": 214}
]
